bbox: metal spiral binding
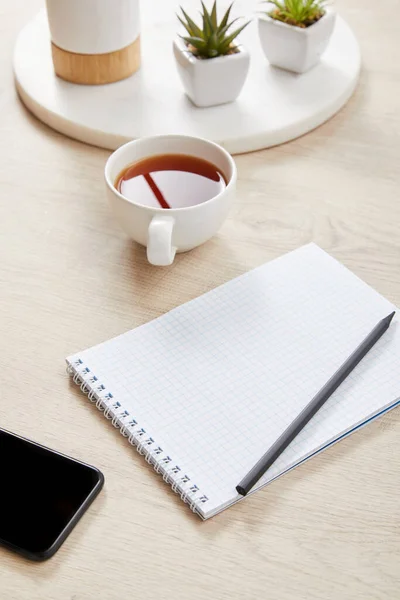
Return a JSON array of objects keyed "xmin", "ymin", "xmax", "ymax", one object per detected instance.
[{"xmin": 66, "ymin": 358, "xmax": 209, "ymax": 514}]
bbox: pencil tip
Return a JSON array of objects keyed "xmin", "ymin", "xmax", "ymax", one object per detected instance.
[{"xmin": 385, "ymin": 311, "xmax": 396, "ymax": 325}]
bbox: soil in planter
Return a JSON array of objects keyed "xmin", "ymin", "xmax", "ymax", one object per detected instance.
[
  {"xmin": 270, "ymin": 8, "xmax": 325, "ymax": 28},
  {"xmin": 187, "ymin": 43, "xmax": 239, "ymax": 59},
  {"xmin": 115, "ymin": 154, "xmax": 227, "ymax": 209}
]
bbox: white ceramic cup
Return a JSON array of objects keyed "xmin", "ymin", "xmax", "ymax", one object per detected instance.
[{"xmin": 105, "ymin": 135, "xmax": 236, "ymax": 266}]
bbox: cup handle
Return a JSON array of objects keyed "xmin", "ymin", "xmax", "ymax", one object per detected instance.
[{"xmin": 147, "ymin": 215, "xmax": 177, "ymax": 266}]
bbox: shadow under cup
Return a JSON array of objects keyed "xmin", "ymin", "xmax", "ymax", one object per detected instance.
[{"xmin": 104, "ymin": 135, "xmax": 237, "ymax": 265}]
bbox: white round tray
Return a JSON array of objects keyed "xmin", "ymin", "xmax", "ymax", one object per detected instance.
[{"xmin": 13, "ymin": 3, "xmax": 360, "ymax": 154}]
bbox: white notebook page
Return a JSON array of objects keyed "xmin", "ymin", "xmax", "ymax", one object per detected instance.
[{"xmin": 68, "ymin": 244, "xmax": 400, "ymax": 518}]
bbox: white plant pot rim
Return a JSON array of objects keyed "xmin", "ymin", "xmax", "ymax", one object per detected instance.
[
  {"xmin": 258, "ymin": 6, "xmax": 335, "ymax": 34},
  {"xmin": 174, "ymin": 36, "xmax": 248, "ymax": 65}
]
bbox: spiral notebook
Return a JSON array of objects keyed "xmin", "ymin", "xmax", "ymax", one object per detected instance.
[{"xmin": 67, "ymin": 244, "xmax": 400, "ymax": 519}]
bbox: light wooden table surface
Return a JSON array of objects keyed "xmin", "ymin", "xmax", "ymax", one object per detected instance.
[{"xmin": 1, "ymin": 0, "xmax": 400, "ymax": 598}]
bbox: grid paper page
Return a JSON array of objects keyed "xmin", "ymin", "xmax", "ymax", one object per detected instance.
[{"xmin": 68, "ymin": 244, "xmax": 400, "ymax": 518}]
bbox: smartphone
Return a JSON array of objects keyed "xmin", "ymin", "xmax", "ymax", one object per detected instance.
[{"xmin": 0, "ymin": 428, "xmax": 104, "ymax": 561}]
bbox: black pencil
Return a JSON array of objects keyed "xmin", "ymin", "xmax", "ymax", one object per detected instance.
[{"xmin": 236, "ymin": 311, "xmax": 396, "ymax": 497}]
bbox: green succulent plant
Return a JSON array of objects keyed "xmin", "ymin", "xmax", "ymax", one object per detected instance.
[
  {"xmin": 178, "ymin": 1, "xmax": 250, "ymax": 59},
  {"xmin": 266, "ymin": 0, "xmax": 326, "ymax": 28}
]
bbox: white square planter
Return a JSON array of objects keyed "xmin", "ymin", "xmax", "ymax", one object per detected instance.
[
  {"xmin": 258, "ymin": 8, "xmax": 336, "ymax": 74},
  {"xmin": 173, "ymin": 37, "xmax": 250, "ymax": 108}
]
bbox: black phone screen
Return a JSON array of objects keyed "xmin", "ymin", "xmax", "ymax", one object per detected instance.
[{"xmin": 0, "ymin": 428, "xmax": 104, "ymax": 560}]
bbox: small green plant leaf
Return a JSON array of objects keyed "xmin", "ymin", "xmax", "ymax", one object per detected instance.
[
  {"xmin": 220, "ymin": 21, "xmax": 249, "ymax": 48},
  {"xmin": 201, "ymin": 1, "xmax": 213, "ymax": 36},
  {"xmin": 210, "ymin": 1, "xmax": 218, "ymax": 29},
  {"xmin": 218, "ymin": 17, "xmax": 239, "ymax": 40},
  {"xmin": 182, "ymin": 35, "xmax": 207, "ymax": 53},
  {"xmin": 179, "ymin": 7, "xmax": 203, "ymax": 37},
  {"xmin": 177, "ymin": 15, "xmax": 193, "ymax": 36},
  {"xmin": 218, "ymin": 2, "xmax": 233, "ymax": 32}
]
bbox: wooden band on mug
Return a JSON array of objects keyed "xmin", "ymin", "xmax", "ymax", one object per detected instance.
[{"xmin": 51, "ymin": 37, "xmax": 141, "ymax": 85}]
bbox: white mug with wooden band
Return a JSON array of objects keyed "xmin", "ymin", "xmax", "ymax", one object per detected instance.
[{"xmin": 45, "ymin": 0, "xmax": 141, "ymax": 84}]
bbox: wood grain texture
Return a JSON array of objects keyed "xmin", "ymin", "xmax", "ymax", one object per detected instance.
[
  {"xmin": 1, "ymin": 0, "xmax": 400, "ymax": 598},
  {"xmin": 51, "ymin": 38, "xmax": 141, "ymax": 85}
]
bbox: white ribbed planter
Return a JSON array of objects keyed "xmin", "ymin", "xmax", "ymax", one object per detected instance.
[{"xmin": 45, "ymin": 0, "xmax": 141, "ymax": 84}]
